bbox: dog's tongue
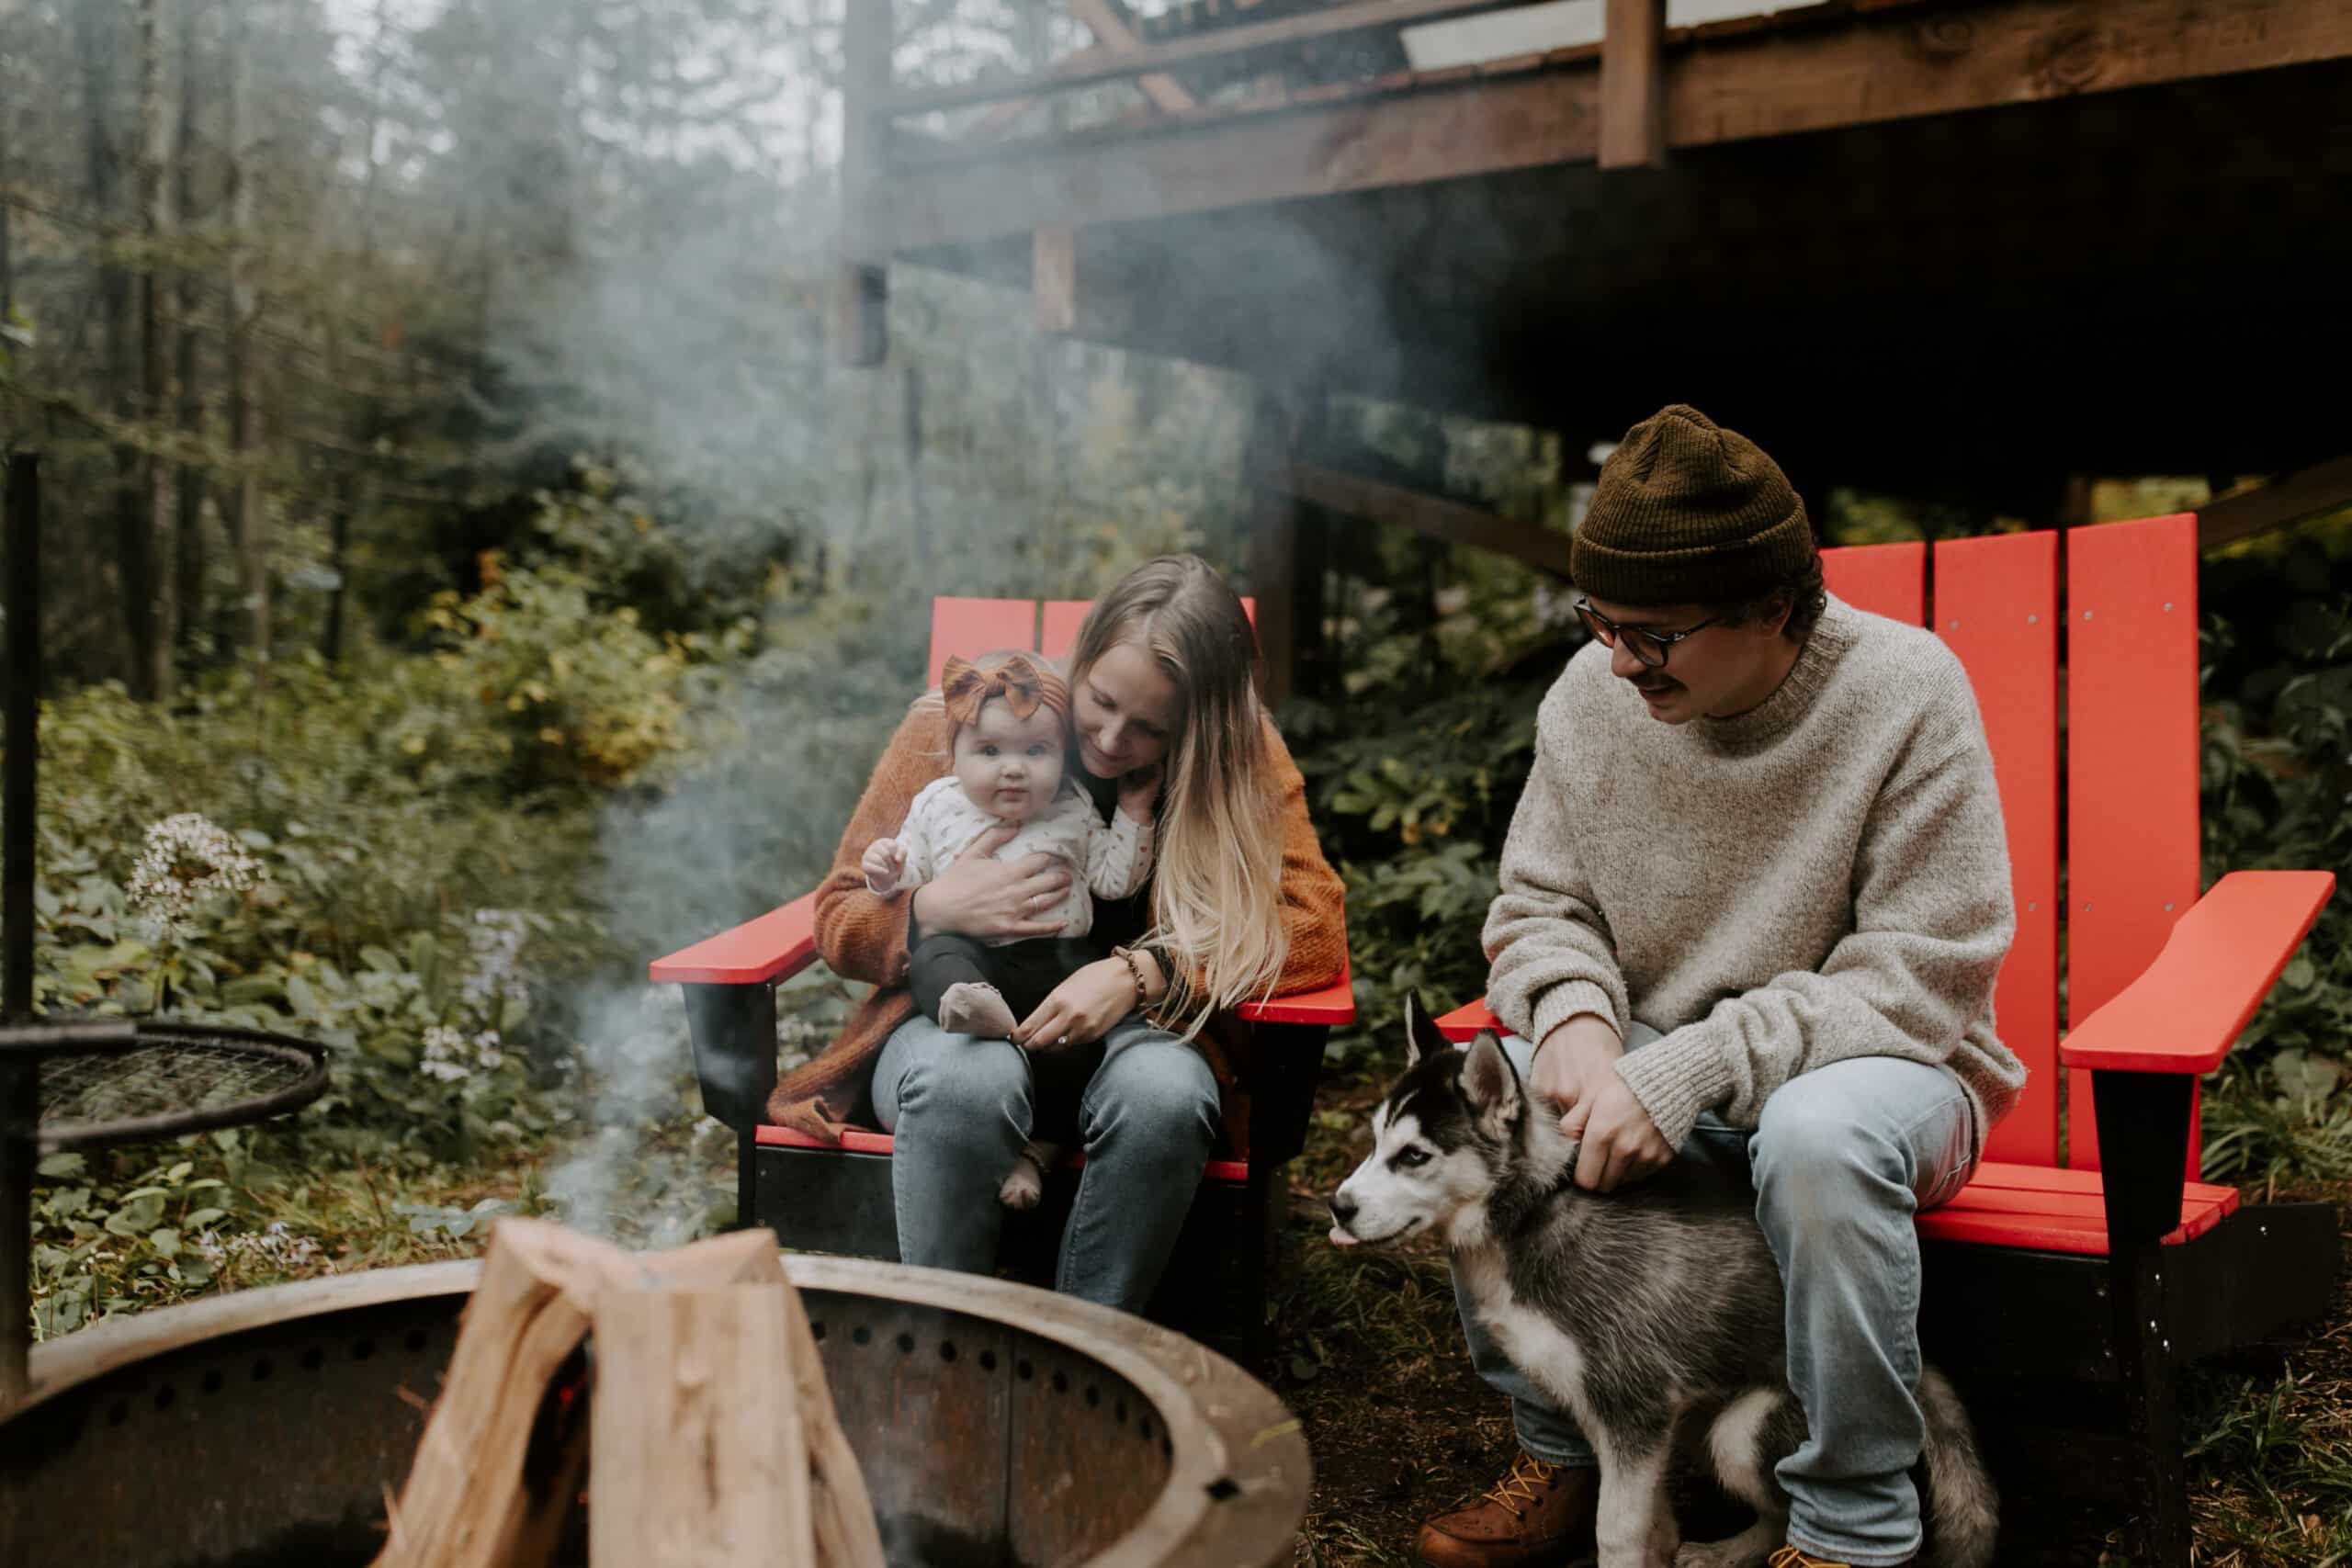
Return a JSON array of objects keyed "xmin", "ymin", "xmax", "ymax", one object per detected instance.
[{"xmin": 1328, "ymin": 1224, "xmax": 1358, "ymax": 1247}]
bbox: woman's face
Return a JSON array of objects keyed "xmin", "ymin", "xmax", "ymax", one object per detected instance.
[{"xmin": 1072, "ymin": 637, "xmax": 1181, "ymax": 780}]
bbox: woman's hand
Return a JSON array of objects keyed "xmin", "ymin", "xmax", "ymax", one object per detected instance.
[
  {"xmin": 909, "ymin": 825, "xmax": 1071, "ymax": 940},
  {"xmin": 1115, "ymin": 760, "xmax": 1164, "ymax": 824},
  {"xmin": 1013, "ymin": 959, "xmax": 1139, "ymax": 1054}
]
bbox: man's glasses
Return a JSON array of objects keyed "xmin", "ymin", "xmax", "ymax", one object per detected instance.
[{"xmin": 1574, "ymin": 600, "xmax": 1723, "ymax": 670}]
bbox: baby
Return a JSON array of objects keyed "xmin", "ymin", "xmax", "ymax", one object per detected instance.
[{"xmin": 862, "ymin": 650, "xmax": 1158, "ymax": 1208}]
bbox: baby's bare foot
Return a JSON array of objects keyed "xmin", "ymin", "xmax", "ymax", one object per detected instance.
[{"xmin": 938, "ymin": 982, "xmax": 1016, "ymax": 1038}]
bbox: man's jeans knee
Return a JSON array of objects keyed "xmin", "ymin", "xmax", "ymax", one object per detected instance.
[{"xmin": 1453, "ymin": 1032, "xmax": 1973, "ymax": 1565}]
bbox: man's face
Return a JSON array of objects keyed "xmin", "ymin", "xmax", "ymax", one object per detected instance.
[
  {"xmin": 1580, "ymin": 594, "xmax": 1792, "ymax": 724},
  {"xmin": 951, "ymin": 700, "xmax": 1068, "ymax": 821}
]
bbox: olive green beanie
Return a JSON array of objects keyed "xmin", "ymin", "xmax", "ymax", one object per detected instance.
[{"xmin": 1569, "ymin": 403, "xmax": 1815, "ymax": 604}]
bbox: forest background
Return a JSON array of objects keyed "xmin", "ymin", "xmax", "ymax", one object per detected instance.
[{"xmin": 5, "ymin": 2, "xmax": 2350, "ymax": 1559}]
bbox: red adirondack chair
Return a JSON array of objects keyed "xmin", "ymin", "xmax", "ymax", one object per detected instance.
[
  {"xmin": 1434, "ymin": 513, "xmax": 2336, "ymax": 1564},
  {"xmin": 651, "ymin": 594, "xmax": 1353, "ymax": 1358}
]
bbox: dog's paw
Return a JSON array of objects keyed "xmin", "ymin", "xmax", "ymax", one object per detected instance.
[
  {"xmin": 998, "ymin": 1158, "xmax": 1045, "ymax": 1210},
  {"xmin": 1672, "ymin": 1540, "xmax": 1770, "ymax": 1568}
]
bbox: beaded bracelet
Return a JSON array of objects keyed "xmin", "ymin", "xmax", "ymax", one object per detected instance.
[{"xmin": 1108, "ymin": 944, "xmax": 1153, "ymax": 1008}]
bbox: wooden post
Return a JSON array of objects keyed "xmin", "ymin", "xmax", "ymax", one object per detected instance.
[
  {"xmin": 1034, "ymin": 226, "xmax": 1077, "ymax": 335},
  {"xmin": 834, "ymin": 0, "xmax": 889, "ymax": 367},
  {"xmin": 1246, "ymin": 389, "xmax": 1309, "ymax": 703},
  {"xmin": 1599, "ymin": 0, "xmax": 1667, "ymax": 171}
]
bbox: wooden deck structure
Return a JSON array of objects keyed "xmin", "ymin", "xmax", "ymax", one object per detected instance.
[{"xmin": 836, "ymin": 0, "xmax": 2352, "ymax": 692}]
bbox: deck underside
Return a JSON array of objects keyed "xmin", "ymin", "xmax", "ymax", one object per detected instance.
[{"xmin": 908, "ymin": 59, "xmax": 2349, "ymax": 488}]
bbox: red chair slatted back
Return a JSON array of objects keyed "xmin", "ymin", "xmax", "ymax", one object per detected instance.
[
  {"xmin": 928, "ymin": 598, "xmax": 1043, "ymax": 686},
  {"xmin": 1820, "ymin": 542, "xmax": 1926, "ymax": 626},
  {"xmin": 1829, "ymin": 519, "xmax": 2203, "ymax": 1175},
  {"xmin": 1039, "ymin": 596, "xmax": 1257, "ymax": 666},
  {"xmin": 1933, "ymin": 532, "xmax": 2062, "ymax": 1167},
  {"xmin": 2064, "ymin": 514, "xmax": 2203, "ymax": 1174}
]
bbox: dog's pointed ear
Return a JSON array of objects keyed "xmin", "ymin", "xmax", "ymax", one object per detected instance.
[
  {"xmin": 1460, "ymin": 1030, "xmax": 1523, "ymax": 1134},
  {"xmin": 1403, "ymin": 993, "xmax": 1453, "ymax": 1068}
]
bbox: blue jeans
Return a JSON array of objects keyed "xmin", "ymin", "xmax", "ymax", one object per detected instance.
[
  {"xmin": 871, "ymin": 1012, "xmax": 1220, "ymax": 1313},
  {"xmin": 1460, "ymin": 1027, "xmax": 1976, "ymax": 1568}
]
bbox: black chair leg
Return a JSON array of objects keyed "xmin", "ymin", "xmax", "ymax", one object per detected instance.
[{"xmin": 2112, "ymin": 1239, "xmax": 2190, "ymax": 1566}]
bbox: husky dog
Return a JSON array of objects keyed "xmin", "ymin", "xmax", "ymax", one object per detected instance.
[{"xmin": 1329, "ymin": 998, "xmax": 1997, "ymax": 1568}]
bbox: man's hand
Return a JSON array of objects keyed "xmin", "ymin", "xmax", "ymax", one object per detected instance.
[
  {"xmin": 1528, "ymin": 1014, "xmax": 1624, "ymax": 1127},
  {"xmin": 1563, "ymin": 1074, "xmax": 1673, "ymax": 1193}
]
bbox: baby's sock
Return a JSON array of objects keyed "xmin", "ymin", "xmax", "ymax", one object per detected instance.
[
  {"xmin": 936, "ymin": 981, "xmax": 1017, "ymax": 1039},
  {"xmin": 999, "ymin": 1140, "xmax": 1057, "ymax": 1211}
]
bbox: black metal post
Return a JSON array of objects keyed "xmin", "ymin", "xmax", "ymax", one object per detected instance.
[{"xmin": 2, "ymin": 451, "xmax": 40, "ymax": 1405}]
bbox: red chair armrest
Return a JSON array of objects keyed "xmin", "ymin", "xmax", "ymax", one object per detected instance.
[
  {"xmin": 649, "ymin": 892, "xmax": 822, "ymax": 986},
  {"xmin": 2060, "ymin": 870, "xmax": 2335, "ymax": 1075},
  {"xmin": 1236, "ymin": 960, "xmax": 1355, "ymax": 1025},
  {"xmin": 1434, "ymin": 998, "xmax": 1504, "ymax": 1043}
]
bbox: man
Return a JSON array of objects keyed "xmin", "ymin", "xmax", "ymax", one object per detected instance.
[{"xmin": 1416, "ymin": 405, "xmax": 2025, "ymax": 1568}]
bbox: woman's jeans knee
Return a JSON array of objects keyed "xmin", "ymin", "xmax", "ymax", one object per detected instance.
[
  {"xmin": 1454, "ymin": 1030, "xmax": 1973, "ymax": 1567},
  {"xmin": 872, "ymin": 1013, "xmax": 1218, "ymax": 1314}
]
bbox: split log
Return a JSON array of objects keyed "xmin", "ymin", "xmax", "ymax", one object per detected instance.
[
  {"xmin": 373, "ymin": 1218, "xmax": 627, "ymax": 1568},
  {"xmin": 590, "ymin": 1282, "xmax": 810, "ymax": 1566},
  {"xmin": 372, "ymin": 1222, "xmax": 885, "ymax": 1568}
]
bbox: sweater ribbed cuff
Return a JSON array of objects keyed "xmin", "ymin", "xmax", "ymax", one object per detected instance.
[
  {"xmin": 1529, "ymin": 982, "xmax": 1619, "ymax": 1054},
  {"xmin": 1613, "ymin": 1027, "xmax": 1736, "ymax": 1151}
]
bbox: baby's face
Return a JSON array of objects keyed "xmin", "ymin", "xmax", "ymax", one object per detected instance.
[{"xmin": 951, "ymin": 701, "xmax": 1068, "ymax": 823}]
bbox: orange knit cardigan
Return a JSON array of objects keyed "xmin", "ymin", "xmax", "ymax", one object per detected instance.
[{"xmin": 766, "ymin": 705, "xmax": 1349, "ymax": 1156}]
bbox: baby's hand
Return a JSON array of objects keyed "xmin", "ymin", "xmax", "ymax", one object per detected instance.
[
  {"xmin": 1115, "ymin": 761, "xmax": 1163, "ymax": 824},
  {"xmin": 862, "ymin": 838, "xmax": 908, "ymax": 892}
]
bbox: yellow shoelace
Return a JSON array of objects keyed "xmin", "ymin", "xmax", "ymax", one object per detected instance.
[
  {"xmin": 1768, "ymin": 1549, "xmax": 1852, "ymax": 1568},
  {"xmin": 1479, "ymin": 1454, "xmax": 1558, "ymax": 1517}
]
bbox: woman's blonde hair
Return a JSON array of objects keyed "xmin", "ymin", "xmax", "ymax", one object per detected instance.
[{"xmin": 1069, "ymin": 556, "xmax": 1289, "ymax": 1032}]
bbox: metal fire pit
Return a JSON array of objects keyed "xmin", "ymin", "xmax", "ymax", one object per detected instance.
[{"xmin": 0, "ymin": 1252, "xmax": 1310, "ymax": 1567}]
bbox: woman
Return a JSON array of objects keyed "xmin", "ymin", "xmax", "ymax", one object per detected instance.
[{"xmin": 767, "ymin": 555, "xmax": 1348, "ymax": 1312}]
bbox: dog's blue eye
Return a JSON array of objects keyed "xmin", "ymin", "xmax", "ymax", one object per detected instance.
[{"xmin": 1393, "ymin": 1146, "xmax": 1431, "ymax": 1169}]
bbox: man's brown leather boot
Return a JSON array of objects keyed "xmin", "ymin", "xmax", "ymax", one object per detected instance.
[{"xmin": 1415, "ymin": 1451, "xmax": 1600, "ymax": 1567}]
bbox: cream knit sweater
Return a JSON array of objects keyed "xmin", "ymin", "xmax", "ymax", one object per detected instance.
[{"xmin": 1484, "ymin": 597, "xmax": 2028, "ymax": 1158}]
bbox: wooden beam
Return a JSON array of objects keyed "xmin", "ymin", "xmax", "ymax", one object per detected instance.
[
  {"xmin": 1034, "ymin": 225, "xmax": 1077, "ymax": 333},
  {"xmin": 1599, "ymin": 0, "xmax": 1666, "ymax": 171},
  {"xmin": 2198, "ymin": 456, "xmax": 2352, "ymax": 551},
  {"xmin": 880, "ymin": 0, "xmax": 1521, "ymax": 117},
  {"xmin": 1283, "ymin": 462, "xmax": 1575, "ymax": 578},
  {"xmin": 871, "ymin": 0, "xmax": 2352, "ymax": 254},
  {"xmin": 1068, "ymin": 0, "xmax": 1198, "ymax": 115}
]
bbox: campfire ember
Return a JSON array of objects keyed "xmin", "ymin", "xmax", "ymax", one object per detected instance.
[{"xmin": 373, "ymin": 1220, "xmax": 884, "ymax": 1568}]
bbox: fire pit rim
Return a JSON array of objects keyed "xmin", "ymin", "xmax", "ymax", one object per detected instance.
[{"xmin": 13, "ymin": 1251, "xmax": 1309, "ymax": 1568}]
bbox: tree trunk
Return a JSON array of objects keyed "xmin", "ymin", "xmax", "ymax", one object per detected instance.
[
  {"xmin": 78, "ymin": 1, "xmax": 157, "ymax": 699},
  {"xmin": 138, "ymin": 0, "xmax": 176, "ymax": 700},
  {"xmin": 172, "ymin": 0, "xmax": 206, "ymax": 665},
  {"xmin": 321, "ymin": 472, "xmax": 356, "ymax": 665},
  {"xmin": 220, "ymin": 0, "xmax": 266, "ymax": 682}
]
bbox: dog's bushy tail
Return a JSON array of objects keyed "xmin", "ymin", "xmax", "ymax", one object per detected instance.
[{"xmin": 1919, "ymin": 1366, "xmax": 1998, "ymax": 1568}]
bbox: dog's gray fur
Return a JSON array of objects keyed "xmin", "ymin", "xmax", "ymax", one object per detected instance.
[{"xmin": 1329, "ymin": 998, "xmax": 1997, "ymax": 1568}]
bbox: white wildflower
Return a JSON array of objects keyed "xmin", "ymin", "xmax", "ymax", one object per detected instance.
[
  {"xmin": 420, "ymin": 1023, "xmax": 508, "ymax": 1085},
  {"xmin": 126, "ymin": 814, "xmax": 266, "ymax": 937},
  {"xmin": 192, "ymin": 1222, "xmax": 321, "ymax": 1271},
  {"xmin": 462, "ymin": 909, "xmax": 531, "ymax": 1010}
]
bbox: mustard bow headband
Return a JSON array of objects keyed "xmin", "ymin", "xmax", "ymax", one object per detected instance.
[{"xmin": 940, "ymin": 653, "xmax": 1069, "ymax": 728}]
